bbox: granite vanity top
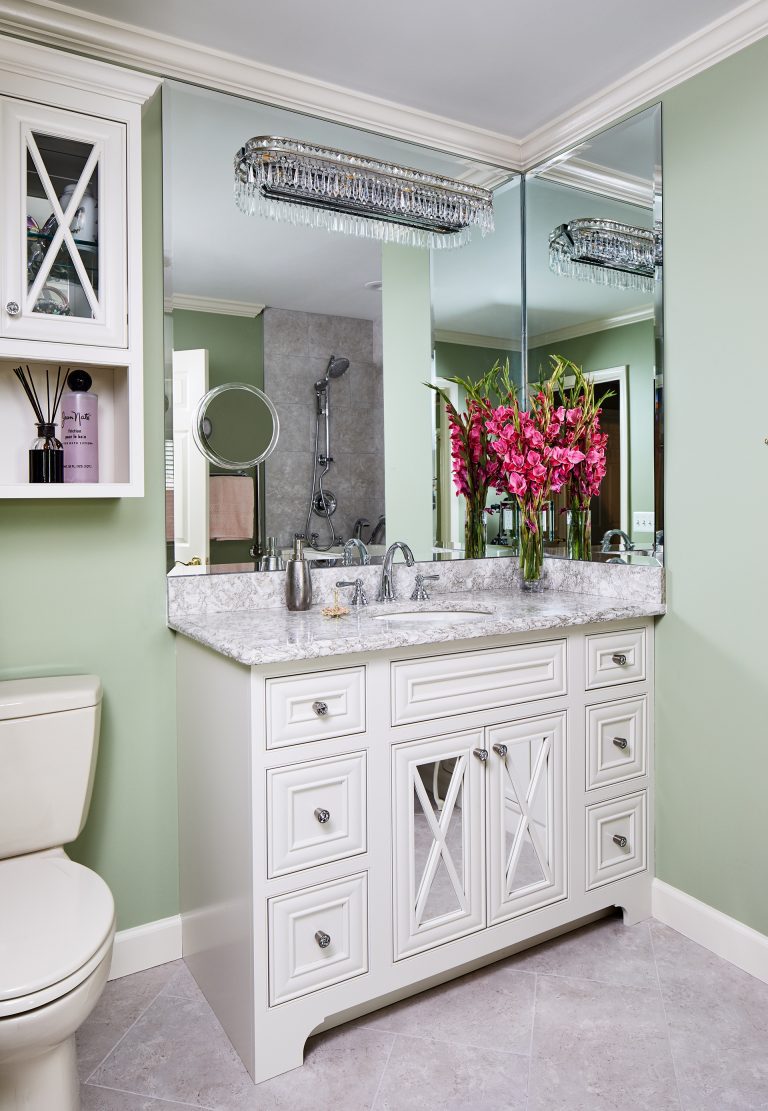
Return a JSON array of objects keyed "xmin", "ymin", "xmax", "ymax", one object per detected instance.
[{"xmin": 169, "ymin": 588, "xmax": 665, "ymax": 667}]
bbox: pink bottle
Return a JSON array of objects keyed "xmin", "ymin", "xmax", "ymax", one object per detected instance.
[{"xmin": 61, "ymin": 370, "xmax": 99, "ymax": 483}]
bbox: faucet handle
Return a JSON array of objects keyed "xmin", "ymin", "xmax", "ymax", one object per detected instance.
[
  {"xmin": 410, "ymin": 573, "xmax": 439, "ymax": 602},
  {"xmin": 336, "ymin": 579, "xmax": 368, "ymax": 606}
]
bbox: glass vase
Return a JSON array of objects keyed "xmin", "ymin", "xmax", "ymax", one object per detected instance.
[
  {"xmin": 567, "ymin": 507, "xmax": 592, "ymax": 561},
  {"xmin": 29, "ymin": 422, "xmax": 63, "ymax": 483},
  {"xmin": 464, "ymin": 496, "xmax": 486, "ymax": 559},
  {"xmin": 519, "ymin": 511, "xmax": 543, "ymax": 588}
]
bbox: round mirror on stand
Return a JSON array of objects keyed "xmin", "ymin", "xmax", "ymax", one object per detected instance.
[{"xmin": 192, "ymin": 383, "xmax": 280, "ymax": 568}]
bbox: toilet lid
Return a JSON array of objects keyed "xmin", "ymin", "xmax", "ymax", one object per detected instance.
[{"xmin": 0, "ymin": 856, "xmax": 115, "ymax": 1001}]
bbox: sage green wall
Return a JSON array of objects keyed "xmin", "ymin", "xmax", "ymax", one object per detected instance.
[
  {"xmin": 0, "ymin": 94, "xmax": 178, "ymax": 930},
  {"xmin": 656, "ymin": 40, "xmax": 768, "ymax": 933},
  {"xmin": 529, "ymin": 320, "xmax": 656, "ymax": 541},
  {"xmin": 434, "ymin": 341, "xmax": 521, "ymax": 392}
]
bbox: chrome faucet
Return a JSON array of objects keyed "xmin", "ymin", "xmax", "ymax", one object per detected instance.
[
  {"xmin": 378, "ymin": 541, "xmax": 415, "ymax": 602},
  {"xmin": 600, "ymin": 529, "xmax": 635, "ymax": 554},
  {"xmin": 342, "ymin": 537, "xmax": 370, "ymax": 566}
]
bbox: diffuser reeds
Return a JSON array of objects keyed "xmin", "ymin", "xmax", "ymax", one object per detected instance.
[{"xmin": 12, "ymin": 364, "xmax": 66, "ymax": 427}]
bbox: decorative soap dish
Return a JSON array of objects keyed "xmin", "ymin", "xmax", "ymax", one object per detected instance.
[{"xmin": 321, "ymin": 590, "xmax": 349, "ymax": 619}]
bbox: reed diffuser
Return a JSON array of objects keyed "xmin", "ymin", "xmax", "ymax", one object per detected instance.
[{"xmin": 13, "ymin": 365, "xmax": 67, "ymax": 483}]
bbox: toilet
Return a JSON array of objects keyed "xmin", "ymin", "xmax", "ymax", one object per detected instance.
[{"xmin": 0, "ymin": 676, "xmax": 115, "ymax": 1111}]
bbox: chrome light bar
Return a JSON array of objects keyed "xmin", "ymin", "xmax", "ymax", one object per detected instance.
[{"xmin": 549, "ymin": 217, "xmax": 662, "ymax": 294}]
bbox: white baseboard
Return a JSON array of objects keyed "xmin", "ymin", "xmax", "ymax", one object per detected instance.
[
  {"xmin": 653, "ymin": 879, "xmax": 768, "ymax": 985},
  {"xmin": 108, "ymin": 914, "xmax": 182, "ymax": 980}
]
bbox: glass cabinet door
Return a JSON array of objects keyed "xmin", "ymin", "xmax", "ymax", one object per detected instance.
[
  {"xmin": 392, "ymin": 729, "xmax": 485, "ymax": 959},
  {"xmin": 1, "ymin": 99, "xmax": 126, "ymax": 347},
  {"xmin": 486, "ymin": 712, "xmax": 566, "ymax": 925}
]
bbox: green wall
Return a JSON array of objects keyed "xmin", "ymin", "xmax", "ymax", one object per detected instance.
[
  {"xmin": 529, "ymin": 320, "xmax": 656, "ymax": 542},
  {"xmin": 655, "ymin": 40, "xmax": 768, "ymax": 934},
  {"xmin": 0, "ymin": 94, "xmax": 178, "ymax": 930},
  {"xmin": 434, "ymin": 341, "xmax": 522, "ymax": 394}
]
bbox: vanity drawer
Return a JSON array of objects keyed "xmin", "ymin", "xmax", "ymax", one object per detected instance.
[
  {"xmin": 585, "ymin": 628, "xmax": 646, "ymax": 690},
  {"xmin": 586, "ymin": 695, "xmax": 647, "ymax": 790},
  {"xmin": 391, "ymin": 640, "xmax": 566, "ymax": 726},
  {"xmin": 266, "ymin": 666, "xmax": 365, "ymax": 749},
  {"xmin": 267, "ymin": 751, "xmax": 367, "ymax": 877},
  {"xmin": 586, "ymin": 791, "xmax": 646, "ymax": 889},
  {"xmin": 268, "ymin": 873, "xmax": 368, "ymax": 1006}
]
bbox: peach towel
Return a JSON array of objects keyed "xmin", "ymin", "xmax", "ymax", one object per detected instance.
[{"xmin": 209, "ymin": 474, "xmax": 254, "ymax": 540}]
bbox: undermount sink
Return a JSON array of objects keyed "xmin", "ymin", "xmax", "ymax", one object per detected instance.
[{"xmin": 372, "ymin": 609, "xmax": 491, "ymax": 625}]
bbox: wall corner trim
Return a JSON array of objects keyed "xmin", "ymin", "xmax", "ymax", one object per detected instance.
[
  {"xmin": 652, "ymin": 879, "xmax": 768, "ymax": 986},
  {"xmin": 108, "ymin": 914, "xmax": 182, "ymax": 980}
]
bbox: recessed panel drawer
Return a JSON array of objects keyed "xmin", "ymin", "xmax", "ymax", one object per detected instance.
[
  {"xmin": 586, "ymin": 791, "xmax": 647, "ymax": 889},
  {"xmin": 391, "ymin": 641, "xmax": 566, "ymax": 726},
  {"xmin": 586, "ymin": 695, "xmax": 647, "ymax": 790},
  {"xmin": 266, "ymin": 666, "xmax": 365, "ymax": 749},
  {"xmin": 268, "ymin": 873, "xmax": 368, "ymax": 1005},
  {"xmin": 267, "ymin": 751, "xmax": 367, "ymax": 877},
  {"xmin": 585, "ymin": 628, "xmax": 646, "ymax": 690}
]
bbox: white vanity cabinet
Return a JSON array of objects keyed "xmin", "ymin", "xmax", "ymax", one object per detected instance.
[{"xmin": 176, "ymin": 616, "xmax": 655, "ymax": 1085}]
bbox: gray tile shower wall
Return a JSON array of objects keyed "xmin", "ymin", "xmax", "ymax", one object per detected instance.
[{"xmin": 263, "ymin": 307, "xmax": 384, "ymax": 551}]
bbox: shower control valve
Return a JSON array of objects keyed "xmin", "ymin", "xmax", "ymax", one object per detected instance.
[{"xmin": 336, "ymin": 579, "xmax": 368, "ymax": 606}]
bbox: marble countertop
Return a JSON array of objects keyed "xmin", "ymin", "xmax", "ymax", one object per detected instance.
[{"xmin": 169, "ymin": 589, "xmax": 666, "ymax": 666}]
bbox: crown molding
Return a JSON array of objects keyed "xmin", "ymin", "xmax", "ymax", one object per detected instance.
[
  {"xmin": 521, "ymin": 0, "xmax": 768, "ymax": 166},
  {"xmin": 0, "ymin": 0, "xmax": 522, "ymax": 170},
  {"xmin": 529, "ymin": 306, "xmax": 654, "ymax": 348},
  {"xmin": 169, "ymin": 294, "xmax": 265, "ymax": 317},
  {"xmin": 538, "ymin": 158, "xmax": 653, "ymax": 208},
  {"xmin": 434, "ymin": 329, "xmax": 521, "ymax": 352}
]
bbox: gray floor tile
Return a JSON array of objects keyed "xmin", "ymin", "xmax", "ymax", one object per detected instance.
[
  {"xmin": 82, "ymin": 1084, "xmax": 210, "ymax": 1110},
  {"xmin": 509, "ymin": 913, "xmax": 658, "ymax": 988},
  {"xmin": 528, "ymin": 974, "xmax": 681, "ymax": 1111},
  {"xmin": 372, "ymin": 1034, "xmax": 528, "ymax": 1111},
  {"xmin": 160, "ymin": 960, "xmax": 205, "ymax": 1001},
  {"xmin": 77, "ymin": 963, "xmax": 184, "ymax": 1081},
  {"xmin": 359, "ymin": 963, "xmax": 535, "ymax": 1055}
]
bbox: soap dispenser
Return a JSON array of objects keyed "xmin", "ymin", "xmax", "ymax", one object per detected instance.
[{"xmin": 285, "ymin": 535, "xmax": 312, "ymax": 611}]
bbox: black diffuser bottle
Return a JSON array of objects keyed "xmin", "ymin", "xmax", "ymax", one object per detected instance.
[{"xmin": 29, "ymin": 422, "xmax": 63, "ymax": 483}]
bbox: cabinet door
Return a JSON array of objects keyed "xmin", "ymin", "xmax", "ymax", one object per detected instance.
[
  {"xmin": 1, "ymin": 98, "xmax": 127, "ymax": 347},
  {"xmin": 393, "ymin": 729, "xmax": 485, "ymax": 959},
  {"xmin": 487, "ymin": 712, "xmax": 566, "ymax": 925}
]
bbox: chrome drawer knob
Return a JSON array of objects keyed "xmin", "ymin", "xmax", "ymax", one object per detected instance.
[
  {"xmin": 473, "ymin": 747, "xmax": 489, "ymax": 762},
  {"xmin": 315, "ymin": 930, "xmax": 331, "ymax": 949},
  {"xmin": 314, "ymin": 807, "xmax": 331, "ymax": 824},
  {"xmin": 6, "ymin": 300, "xmax": 20, "ymax": 316},
  {"xmin": 312, "ymin": 700, "xmax": 329, "ymax": 717},
  {"xmin": 492, "ymin": 743, "xmax": 508, "ymax": 758},
  {"xmin": 612, "ymin": 737, "xmax": 629, "ymax": 750},
  {"xmin": 612, "ymin": 834, "xmax": 628, "ymax": 848},
  {"xmin": 611, "ymin": 653, "xmax": 628, "ymax": 666}
]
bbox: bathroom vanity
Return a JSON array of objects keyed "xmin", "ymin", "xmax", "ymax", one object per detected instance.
[{"xmin": 172, "ymin": 566, "xmax": 662, "ymax": 1084}]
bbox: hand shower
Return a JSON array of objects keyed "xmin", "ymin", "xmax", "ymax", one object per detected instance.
[{"xmin": 305, "ymin": 355, "xmax": 350, "ymax": 550}]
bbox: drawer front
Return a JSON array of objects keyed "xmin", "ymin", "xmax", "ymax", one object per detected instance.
[
  {"xmin": 391, "ymin": 640, "xmax": 566, "ymax": 726},
  {"xmin": 268, "ymin": 873, "xmax": 368, "ymax": 1005},
  {"xmin": 585, "ymin": 628, "xmax": 646, "ymax": 690},
  {"xmin": 267, "ymin": 752, "xmax": 367, "ymax": 877},
  {"xmin": 586, "ymin": 791, "xmax": 647, "ymax": 889},
  {"xmin": 586, "ymin": 695, "xmax": 647, "ymax": 790},
  {"xmin": 266, "ymin": 666, "xmax": 365, "ymax": 749}
]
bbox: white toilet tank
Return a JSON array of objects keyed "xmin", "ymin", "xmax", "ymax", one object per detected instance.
[{"xmin": 0, "ymin": 675, "xmax": 102, "ymax": 860}]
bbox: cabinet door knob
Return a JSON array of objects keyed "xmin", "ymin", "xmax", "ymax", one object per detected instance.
[
  {"xmin": 611, "ymin": 652, "xmax": 628, "ymax": 666},
  {"xmin": 315, "ymin": 930, "xmax": 331, "ymax": 949},
  {"xmin": 473, "ymin": 747, "xmax": 489, "ymax": 762},
  {"xmin": 492, "ymin": 743, "xmax": 508, "ymax": 758},
  {"xmin": 5, "ymin": 300, "xmax": 20, "ymax": 316},
  {"xmin": 314, "ymin": 807, "xmax": 331, "ymax": 824},
  {"xmin": 612, "ymin": 737, "xmax": 628, "ymax": 750},
  {"xmin": 312, "ymin": 700, "xmax": 329, "ymax": 717},
  {"xmin": 612, "ymin": 834, "xmax": 628, "ymax": 848}
]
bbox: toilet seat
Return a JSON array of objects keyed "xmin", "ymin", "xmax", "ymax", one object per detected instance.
[{"xmin": 0, "ymin": 856, "xmax": 115, "ymax": 1019}]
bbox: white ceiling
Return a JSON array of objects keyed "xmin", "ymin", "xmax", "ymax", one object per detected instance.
[{"xmin": 50, "ymin": 0, "xmax": 745, "ymax": 137}]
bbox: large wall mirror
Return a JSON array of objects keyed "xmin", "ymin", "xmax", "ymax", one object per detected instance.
[{"xmin": 163, "ymin": 81, "xmax": 662, "ymax": 574}]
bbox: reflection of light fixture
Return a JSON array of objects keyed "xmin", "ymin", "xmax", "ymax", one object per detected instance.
[
  {"xmin": 549, "ymin": 218, "xmax": 662, "ymax": 294},
  {"xmin": 234, "ymin": 136, "xmax": 494, "ymax": 250}
]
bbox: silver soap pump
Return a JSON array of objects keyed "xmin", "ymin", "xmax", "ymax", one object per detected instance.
[{"xmin": 285, "ymin": 534, "xmax": 313, "ymax": 611}]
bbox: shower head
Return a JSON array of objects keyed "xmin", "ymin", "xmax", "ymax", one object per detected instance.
[{"xmin": 325, "ymin": 355, "xmax": 349, "ymax": 380}]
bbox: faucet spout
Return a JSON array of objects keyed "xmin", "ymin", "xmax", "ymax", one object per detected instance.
[
  {"xmin": 378, "ymin": 541, "xmax": 415, "ymax": 602},
  {"xmin": 342, "ymin": 538, "xmax": 370, "ymax": 566},
  {"xmin": 600, "ymin": 529, "xmax": 634, "ymax": 554}
]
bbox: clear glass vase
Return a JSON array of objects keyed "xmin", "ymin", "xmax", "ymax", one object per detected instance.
[
  {"xmin": 29, "ymin": 422, "xmax": 63, "ymax": 483},
  {"xmin": 464, "ymin": 496, "xmax": 486, "ymax": 559},
  {"xmin": 519, "ymin": 512, "xmax": 543, "ymax": 588},
  {"xmin": 567, "ymin": 507, "xmax": 592, "ymax": 561}
]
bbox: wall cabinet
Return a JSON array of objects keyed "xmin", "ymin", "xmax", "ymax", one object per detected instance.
[{"xmin": 177, "ymin": 618, "xmax": 655, "ymax": 1085}]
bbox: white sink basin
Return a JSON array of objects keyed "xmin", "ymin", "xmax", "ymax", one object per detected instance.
[{"xmin": 372, "ymin": 609, "xmax": 491, "ymax": 625}]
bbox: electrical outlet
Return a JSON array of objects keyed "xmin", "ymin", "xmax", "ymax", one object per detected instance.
[{"xmin": 633, "ymin": 511, "xmax": 655, "ymax": 533}]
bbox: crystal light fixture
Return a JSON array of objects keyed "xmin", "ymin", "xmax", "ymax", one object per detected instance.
[
  {"xmin": 234, "ymin": 136, "xmax": 494, "ymax": 249},
  {"xmin": 549, "ymin": 218, "xmax": 662, "ymax": 294}
]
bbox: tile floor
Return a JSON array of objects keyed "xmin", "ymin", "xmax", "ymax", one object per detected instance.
[{"xmin": 77, "ymin": 914, "xmax": 768, "ymax": 1110}]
